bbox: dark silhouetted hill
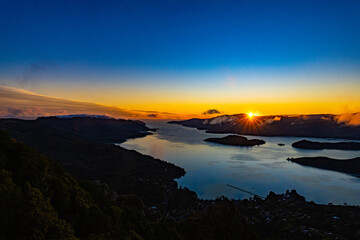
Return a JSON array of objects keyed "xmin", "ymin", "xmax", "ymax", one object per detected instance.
[
  {"xmin": 1, "ymin": 124, "xmax": 360, "ymax": 239},
  {"xmin": 0, "ymin": 117, "xmax": 188, "ymax": 206},
  {"xmin": 1, "ymin": 116, "xmax": 153, "ymax": 144},
  {"xmin": 0, "ymin": 129, "xmax": 258, "ymax": 240}
]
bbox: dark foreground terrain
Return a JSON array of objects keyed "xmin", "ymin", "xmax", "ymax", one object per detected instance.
[
  {"xmin": 0, "ymin": 117, "xmax": 194, "ymax": 206},
  {"xmin": 1, "ymin": 117, "xmax": 360, "ymax": 239},
  {"xmin": 205, "ymin": 135, "xmax": 265, "ymax": 147},
  {"xmin": 292, "ymin": 140, "xmax": 360, "ymax": 150},
  {"xmin": 169, "ymin": 113, "xmax": 360, "ymax": 140},
  {"xmin": 288, "ymin": 156, "xmax": 360, "ymax": 177}
]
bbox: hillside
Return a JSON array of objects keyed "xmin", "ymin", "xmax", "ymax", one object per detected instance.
[
  {"xmin": 0, "ymin": 129, "xmax": 146, "ymax": 239},
  {"xmin": 0, "ymin": 129, "xmax": 259, "ymax": 240},
  {"xmin": 0, "ymin": 117, "xmax": 189, "ymax": 206},
  {"xmin": 2, "ymin": 124, "xmax": 360, "ymax": 239},
  {"xmin": 0, "ymin": 116, "xmax": 154, "ymax": 144}
]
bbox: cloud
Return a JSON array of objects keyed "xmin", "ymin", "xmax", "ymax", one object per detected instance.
[
  {"xmin": 132, "ymin": 109, "xmax": 173, "ymax": 115},
  {"xmin": 0, "ymin": 106, "xmax": 46, "ymax": 119},
  {"xmin": 203, "ymin": 109, "xmax": 221, "ymax": 115},
  {"xmin": 320, "ymin": 116, "xmax": 331, "ymax": 121},
  {"xmin": 6, "ymin": 107, "xmax": 24, "ymax": 116},
  {"xmin": 335, "ymin": 113, "xmax": 360, "ymax": 126},
  {"xmin": 0, "ymin": 86, "xmax": 181, "ymax": 119},
  {"xmin": 264, "ymin": 116, "xmax": 281, "ymax": 124}
]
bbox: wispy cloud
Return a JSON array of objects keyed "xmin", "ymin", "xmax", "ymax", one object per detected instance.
[
  {"xmin": 147, "ymin": 114, "xmax": 158, "ymax": 118},
  {"xmin": 0, "ymin": 86, "xmax": 180, "ymax": 119}
]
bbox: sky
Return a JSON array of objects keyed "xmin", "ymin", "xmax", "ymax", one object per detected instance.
[{"xmin": 1, "ymin": 0, "xmax": 360, "ymax": 119}]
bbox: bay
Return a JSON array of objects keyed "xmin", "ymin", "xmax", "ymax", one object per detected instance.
[{"xmin": 119, "ymin": 120, "xmax": 360, "ymax": 205}]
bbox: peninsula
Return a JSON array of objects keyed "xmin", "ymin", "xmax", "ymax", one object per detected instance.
[
  {"xmin": 292, "ymin": 140, "xmax": 360, "ymax": 150},
  {"xmin": 288, "ymin": 156, "xmax": 360, "ymax": 176}
]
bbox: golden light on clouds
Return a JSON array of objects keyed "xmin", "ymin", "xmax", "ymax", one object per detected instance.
[
  {"xmin": 0, "ymin": 85, "xmax": 359, "ymax": 120},
  {"xmin": 0, "ymin": 86, "xmax": 185, "ymax": 119}
]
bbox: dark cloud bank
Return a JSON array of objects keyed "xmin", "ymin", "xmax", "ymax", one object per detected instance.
[{"xmin": 203, "ymin": 109, "xmax": 221, "ymax": 115}]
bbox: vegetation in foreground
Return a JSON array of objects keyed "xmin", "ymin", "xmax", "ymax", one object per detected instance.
[
  {"xmin": 1, "ymin": 129, "xmax": 360, "ymax": 239},
  {"xmin": 0, "ymin": 129, "xmax": 257, "ymax": 240}
]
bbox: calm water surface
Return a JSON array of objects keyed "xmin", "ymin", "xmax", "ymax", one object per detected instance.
[{"xmin": 119, "ymin": 120, "xmax": 360, "ymax": 205}]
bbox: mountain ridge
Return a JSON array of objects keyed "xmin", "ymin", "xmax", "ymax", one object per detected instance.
[{"xmin": 169, "ymin": 113, "xmax": 360, "ymax": 140}]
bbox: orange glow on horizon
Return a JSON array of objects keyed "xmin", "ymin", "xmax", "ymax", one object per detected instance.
[
  {"xmin": 247, "ymin": 112, "xmax": 261, "ymax": 120},
  {"xmin": 1, "ymin": 86, "xmax": 359, "ymax": 120},
  {"xmin": 235, "ymin": 113, "xmax": 263, "ymax": 135}
]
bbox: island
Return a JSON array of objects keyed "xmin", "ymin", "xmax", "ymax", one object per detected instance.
[
  {"xmin": 292, "ymin": 139, "xmax": 360, "ymax": 150},
  {"xmin": 288, "ymin": 156, "xmax": 360, "ymax": 176},
  {"xmin": 204, "ymin": 135, "xmax": 265, "ymax": 147}
]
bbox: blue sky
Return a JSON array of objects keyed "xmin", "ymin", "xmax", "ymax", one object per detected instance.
[
  {"xmin": 0, "ymin": 0, "xmax": 359, "ymax": 116},
  {"xmin": 2, "ymin": 0, "xmax": 360, "ymax": 69}
]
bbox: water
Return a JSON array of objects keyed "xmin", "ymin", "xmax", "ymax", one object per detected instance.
[{"xmin": 118, "ymin": 120, "xmax": 360, "ymax": 205}]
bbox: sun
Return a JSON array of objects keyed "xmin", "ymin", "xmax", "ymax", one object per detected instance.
[{"xmin": 248, "ymin": 112, "xmax": 254, "ymax": 118}]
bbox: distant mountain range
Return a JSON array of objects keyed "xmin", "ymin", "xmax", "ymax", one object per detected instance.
[
  {"xmin": 0, "ymin": 116, "xmax": 153, "ymax": 144},
  {"xmin": 55, "ymin": 114, "xmax": 114, "ymax": 119},
  {"xmin": 169, "ymin": 113, "xmax": 360, "ymax": 140}
]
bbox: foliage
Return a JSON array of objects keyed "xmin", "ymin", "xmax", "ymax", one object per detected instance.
[{"xmin": 0, "ymin": 129, "xmax": 257, "ymax": 240}]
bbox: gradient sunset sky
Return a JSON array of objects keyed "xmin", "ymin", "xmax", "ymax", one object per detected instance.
[{"xmin": 1, "ymin": 0, "xmax": 360, "ymax": 119}]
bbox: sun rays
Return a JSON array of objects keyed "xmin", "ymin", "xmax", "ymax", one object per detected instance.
[{"xmin": 236, "ymin": 112, "xmax": 264, "ymax": 135}]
